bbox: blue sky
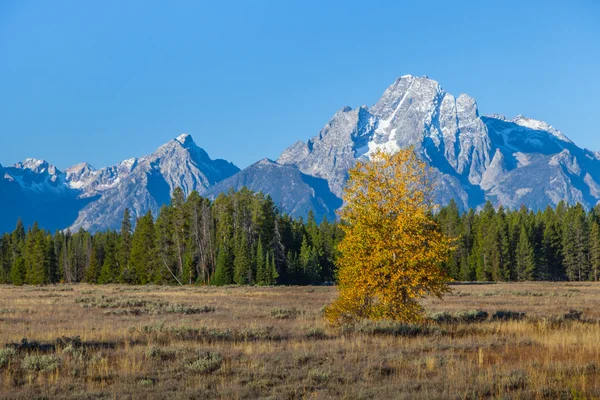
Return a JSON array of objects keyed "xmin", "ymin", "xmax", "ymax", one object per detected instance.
[{"xmin": 1, "ymin": 0, "xmax": 599, "ymax": 169}]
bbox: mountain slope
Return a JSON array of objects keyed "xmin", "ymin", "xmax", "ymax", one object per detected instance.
[
  {"xmin": 278, "ymin": 75, "xmax": 600, "ymax": 213},
  {"xmin": 205, "ymin": 159, "xmax": 342, "ymax": 222},
  {"xmin": 0, "ymin": 135, "xmax": 239, "ymax": 232},
  {"xmin": 68, "ymin": 134, "xmax": 240, "ymax": 232}
]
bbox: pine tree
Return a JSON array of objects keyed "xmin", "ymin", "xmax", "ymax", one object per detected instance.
[
  {"xmin": 86, "ymin": 241, "xmax": 102, "ymax": 283},
  {"xmin": 563, "ymin": 205, "xmax": 589, "ymax": 281},
  {"xmin": 119, "ymin": 209, "xmax": 133, "ymax": 282},
  {"xmin": 460, "ymin": 209, "xmax": 476, "ymax": 281},
  {"xmin": 233, "ymin": 233, "xmax": 251, "ymax": 285},
  {"xmin": 46, "ymin": 233, "xmax": 59, "ymax": 283},
  {"xmin": 473, "ymin": 202, "xmax": 496, "ymax": 281},
  {"xmin": 154, "ymin": 205, "xmax": 178, "ymax": 284},
  {"xmin": 541, "ymin": 207, "xmax": 563, "ymax": 280},
  {"xmin": 268, "ymin": 252, "xmax": 279, "ymax": 285},
  {"xmin": 10, "ymin": 257, "xmax": 26, "ymax": 286},
  {"xmin": 99, "ymin": 233, "xmax": 118, "ymax": 283},
  {"xmin": 25, "ymin": 227, "xmax": 50, "ymax": 285},
  {"xmin": 128, "ymin": 211, "xmax": 156, "ymax": 284},
  {"xmin": 171, "ymin": 187, "xmax": 188, "ymax": 281},
  {"xmin": 515, "ymin": 226, "xmax": 535, "ymax": 281},
  {"xmin": 438, "ymin": 199, "xmax": 463, "ymax": 279},
  {"xmin": 212, "ymin": 245, "xmax": 233, "ymax": 286},
  {"xmin": 590, "ymin": 221, "xmax": 600, "ymax": 281},
  {"xmin": 255, "ymin": 240, "xmax": 266, "ymax": 285},
  {"xmin": 285, "ymin": 250, "xmax": 299, "ymax": 284},
  {"xmin": 299, "ymin": 235, "xmax": 312, "ymax": 283},
  {"xmin": 0, "ymin": 234, "xmax": 11, "ymax": 283}
]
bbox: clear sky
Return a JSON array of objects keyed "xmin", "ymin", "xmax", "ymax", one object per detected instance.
[{"xmin": 1, "ymin": 0, "xmax": 599, "ymax": 170}]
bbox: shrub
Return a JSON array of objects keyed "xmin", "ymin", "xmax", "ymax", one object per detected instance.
[
  {"xmin": 164, "ymin": 304, "xmax": 215, "ymax": 314},
  {"xmin": 294, "ymin": 352, "xmax": 314, "ymax": 366},
  {"xmin": 140, "ymin": 322, "xmax": 165, "ymax": 333},
  {"xmin": 271, "ymin": 307, "xmax": 302, "ymax": 319},
  {"xmin": 308, "ymin": 368, "xmax": 330, "ymax": 384},
  {"xmin": 147, "ymin": 347, "xmax": 177, "ymax": 360},
  {"xmin": 0, "ymin": 348, "xmax": 16, "ymax": 369},
  {"xmin": 186, "ymin": 352, "xmax": 222, "ymax": 374},
  {"xmin": 456, "ymin": 310, "xmax": 489, "ymax": 323},
  {"xmin": 428, "ymin": 310, "xmax": 489, "ymax": 324},
  {"xmin": 306, "ymin": 328, "xmax": 328, "ymax": 340},
  {"xmin": 241, "ymin": 326, "xmax": 279, "ymax": 341},
  {"xmin": 491, "ymin": 310, "xmax": 526, "ymax": 321},
  {"xmin": 22, "ymin": 355, "xmax": 60, "ymax": 373},
  {"xmin": 352, "ymin": 320, "xmax": 446, "ymax": 337},
  {"xmin": 62, "ymin": 345, "xmax": 84, "ymax": 360},
  {"xmin": 505, "ymin": 369, "xmax": 528, "ymax": 390},
  {"xmin": 563, "ymin": 309, "xmax": 583, "ymax": 321},
  {"xmin": 428, "ymin": 311, "xmax": 454, "ymax": 323}
]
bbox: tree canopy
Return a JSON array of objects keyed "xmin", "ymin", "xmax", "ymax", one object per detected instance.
[{"xmin": 325, "ymin": 148, "xmax": 453, "ymax": 326}]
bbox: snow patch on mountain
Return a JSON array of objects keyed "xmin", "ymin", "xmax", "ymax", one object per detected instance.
[{"xmin": 512, "ymin": 115, "xmax": 571, "ymax": 143}]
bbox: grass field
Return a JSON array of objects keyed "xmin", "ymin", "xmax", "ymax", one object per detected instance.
[{"xmin": 1, "ymin": 282, "xmax": 600, "ymax": 399}]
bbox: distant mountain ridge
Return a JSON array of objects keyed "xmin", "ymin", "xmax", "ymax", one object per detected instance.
[
  {"xmin": 0, "ymin": 134, "xmax": 239, "ymax": 232},
  {"xmin": 1, "ymin": 75, "xmax": 599, "ymax": 232}
]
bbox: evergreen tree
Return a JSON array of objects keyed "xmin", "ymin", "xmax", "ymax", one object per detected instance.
[
  {"xmin": 515, "ymin": 226, "xmax": 536, "ymax": 281},
  {"xmin": 128, "ymin": 211, "xmax": 156, "ymax": 284},
  {"xmin": 212, "ymin": 244, "xmax": 233, "ymax": 286},
  {"xmin": 99, "ymin": 233, "xmax": 119, "ymax": 283},
  {"xmin": 86, "ymin": 240, "xmax": 102, "ymax": 283},
  {"xmin": 46, "ymin": 233, "xmax": 59, "ymax": 283},
  {"xmin": 589, "ymin": 221, "xmax": 600, "ymax": 281},
  {"xmin": 10, "ymin": 257, "xmax": 26, "ymax": 286},
  {"xmin": 119, "ymin": 209, "xmax": 133, "ymax": 282},
  {"xmin": 285, "ymin": 250, "xmax": 299, "ymax": 284},
  {"xmin": 171, "ymin": 187, "xmax": 188, "ymax": 280},
  {"xmin": 437, "ymin": 199, "xmax": 463, "ymax": 279},
  {"xmin": 563, "ymin": 205, "xmax": 589, "ymax": 281},
  {"xmin": 255, "ymin": 239, "xmax": 266, "ymax": 285},
  {"xmin": 154, "ymin": 205, "xmax": 178, "ymax": 284},
  {"xmin": 0, "ymin": 234, "xmax": 11, "ymax": 283},
  {"xmin": 25, "ymin": 226, "xmax": 50, "ymax": 285},
  {"xmin": 268, "ymin": 251, "xmax": 279, "ymax": 285},
  {"xmin": 540, "ymin": 208, "xmax": 563, "ymax": 280},
  {"xmin": 460, "ymin": 210, "xmax": 476, "ymax": 281},
  {"xmin": 233, "ymin": 233, "xmax": 251, "ymax": 284}
]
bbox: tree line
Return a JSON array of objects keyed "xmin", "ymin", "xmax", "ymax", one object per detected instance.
[
  {"xmin": 2, "ymin": 187, "xmax": 600, "ymax": 286},
  {"xmin": 436, "ymin": 200, "xmax": 600, "ymax": 282},
  {"xmin": 0, "ymin": 188, "xmax": 343, "ymax": 286}
]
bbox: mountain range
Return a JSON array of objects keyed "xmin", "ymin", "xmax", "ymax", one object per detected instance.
[{"xmin": 2, "ymin": 75, "xmax": 599, "ymax": 233}]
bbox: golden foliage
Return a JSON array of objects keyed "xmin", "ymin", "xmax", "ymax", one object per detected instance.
[{"xmin": 325, "ymin": 147, "xmax": 453, "ymax": 326}]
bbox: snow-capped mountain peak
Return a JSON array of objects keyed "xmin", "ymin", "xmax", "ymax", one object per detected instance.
[
  {"xmin": 14, "ymin": 158, "xmax": 59, "ymax": 175},
  {"xmin": 65, "ymin": 163, "xmax": 97, "ymax": 189},
  {"xmin": 175, "ymin": 133, "xmax": 194, "ymax": 147},
  {"xmin": 278, "ymin": 74, "xmax": 598, "ymax": 213},
  {"xmin": 511, "ymin": 115, "xmax": 571, "ymax": 143}
]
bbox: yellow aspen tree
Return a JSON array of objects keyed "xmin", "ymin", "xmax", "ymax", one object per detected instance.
[{"xmin": 325, "ymin": 147, "xmax": 453, "ymax": 326}]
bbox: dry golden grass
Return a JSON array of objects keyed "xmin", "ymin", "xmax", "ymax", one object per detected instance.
[{"xmin": 1, "ymin": 282, "xmax": 600, "ymax": 399}]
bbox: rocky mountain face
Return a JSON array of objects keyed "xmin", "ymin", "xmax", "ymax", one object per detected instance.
[
  {"xmin": 0, "ymin": 134, "xmax": 239, "ymax": 232},
  {"xmin": 277, "ymin": 75, "xmax": 600, "ymax": 213},
  {"xmin": 2, "ymin": 75, "xmax": 599, "ymax": 232},
  {"xmin": 205, "ymin": 159, "xmax": 342, "ymax": 222}
]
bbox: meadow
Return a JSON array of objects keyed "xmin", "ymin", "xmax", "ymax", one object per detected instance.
[{"xmin": 1, "ymin": 282, "xmax": 600, "ymax": 399}]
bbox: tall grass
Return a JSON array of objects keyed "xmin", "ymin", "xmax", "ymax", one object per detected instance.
[{"xmin": 0, "ymin": 282, "xmax": 600, "ymax": 398}]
